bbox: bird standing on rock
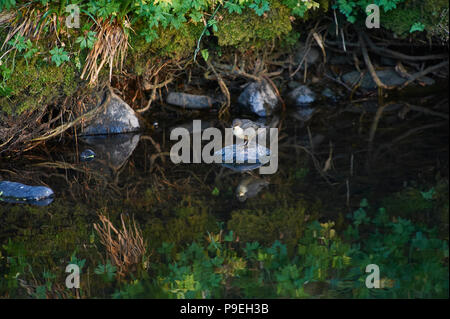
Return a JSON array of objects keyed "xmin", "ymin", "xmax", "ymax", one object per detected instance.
[{"xmin": 232, "ymin": 119, "xmax": 267, "ymax": 146}]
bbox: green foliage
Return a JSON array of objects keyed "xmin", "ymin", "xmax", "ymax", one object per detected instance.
[
  {"xmin": 0, "ymin": 57, "xmax": 78, "ymax": 115},
  {"xmin": 283, "ymin": 0, "xmax": 320, "ymax": 17},
  {"xmin": 410, "ymin": 22, "xmax": 425, "ymax": 33},
  {"xmin": 334, "ymin": 0, "xmax": 405, "ymax": 24},
  {"xmin": 214, "ymin": 1, "xmax": 293, "ymax": 48},
  {"xmin": 49, "ymin": 46, "xmax": 70, "ymax": 67},
  {"xmin": 95, "ymin": 261, "xmax": 117, "ymax": 283},
  {"xmin": 333, "ymin": 0, "xmax": 449, "ymax": 39},
  {"xmin": 249, "ymin": 0, "xmax": 270, "ymax": 16},
  {"xmin": 0, "ymin": 184, "xmax": 448, "ymax": 298},
  {"xmin": 76, "ymin": 31, "xmax": 97, "ymax": 50}
]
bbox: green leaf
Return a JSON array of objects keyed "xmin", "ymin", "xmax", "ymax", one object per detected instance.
[
  {"xmin": 410, "ymin": 22, "xmax": 425, "ymax": 33},
  {"xmin": 201, "ymin": 49, "xmax": 209, "ymax": 62},
  {"xmin": 49, "ymin": 46, "xmax": 69, "ymax": 67},
  {"xmin": 420, "ymin": 188, "xmax": 435, "ymax": 200}
]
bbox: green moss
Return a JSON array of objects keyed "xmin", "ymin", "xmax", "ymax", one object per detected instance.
[
  {"xmin": 129, "ymin": 23, "xmax": 203, "ymax": 75},
  {"xmin": 0, "ymin": 58, "xmax": 79, "ymax": 115},
  {"xmin": 143, "ymin": 195, "xmax": 219, "ymax": 250},
  {"xmin": 227, "ymin": 199, "xmax": 319, "ymax": 255},
  {"xmin": 383, "ymin": 0, "xmax": 449, "ymax": 38},
  {"xmin": 214, "ymin": 1, "xmax": 292, "ymax": 48}
]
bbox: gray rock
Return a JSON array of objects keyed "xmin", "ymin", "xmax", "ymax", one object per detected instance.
[
  {"xmin": 416, "ymin": 76, "xmax": 435, "ymax": 86},
  {"xmin": 238, "ymin": 80, "xmax": 279, "ymax": 117},
  {"xmin": 82, "ymin": 93, "xmax": 140, "ymax": 135},
  {"xmin": 329, "ymin": 55, "xmax": 352, "ymax": 65},
  {"xmin": 166, "ymin": 92, "xmax": 219, "ymax": 109},
  {"xmin": 295, "ymin": 43, "xmax": 320, "ymax": 67},
  {"xmin": 287, "ymin": 85, "xmax": 316, "ymax": 106},
  {"xmin": 0, "ymin": 181, "xmax": 54, "ymax": 206},
  {"xmin": 80, "ymin": 149, "xmax": 95, "ymax": 162},
  {"xmin": 342, "ymin": 69, "xmax": 407, "ymax": 90},
  {"xmin": 380, "ymin": 56, "xmax": 397, "ymax": 67},
  {"xmin": 215, "ymin": 143, "xmax": 271, "ymax": 172}
]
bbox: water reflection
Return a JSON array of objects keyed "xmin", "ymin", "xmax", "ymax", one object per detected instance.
[{"xmin": 81, "ymin": 133, "xmax": 141, "ymax": 170}]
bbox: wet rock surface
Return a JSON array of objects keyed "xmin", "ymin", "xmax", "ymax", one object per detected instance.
[
  {"xmin": 287, "ymin": 85, "xmax": 316, "ymax": 106},
  {"xmin": 215, "ymin": 143, "xmax": 271, "ymax": 172},
  {"xmin": 0, "ymin": 181, "xmax": 54, "ymax": 206},
  {"xmin": 237, "ymin": 80, "xmax": 279, "ymax": 117},
  {"xmin": 80, "ymin": 149, "xmax": 96, "ymax": 162},
  {"xmin": 81, "ymin": 93, "xmax": 140, "ymax": 136},
  {"xmin": 341, "ymin": 68, "xmax": 435, "ymax": 90},
  {"xmin": 342, "ymin": 69, "xmax": 405, "ymax": 89},
  {"xmin": 166, "ymin": 92, "xmax": 219, "ymax": 109}
]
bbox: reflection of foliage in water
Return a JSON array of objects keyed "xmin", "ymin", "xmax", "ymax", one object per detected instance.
[{"xmin": 0, "ymin": 182, "xmax": 448, "ymax": 298}]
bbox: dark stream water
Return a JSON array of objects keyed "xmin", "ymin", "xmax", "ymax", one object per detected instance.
[{"xmin": 0, "ymin": 92, "xmax": 448, "ymax": 297}]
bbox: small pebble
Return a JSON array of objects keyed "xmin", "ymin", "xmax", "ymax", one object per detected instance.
[{"xmin": 80, "ymin": 149, "xmax": 96, "ymax": 162}]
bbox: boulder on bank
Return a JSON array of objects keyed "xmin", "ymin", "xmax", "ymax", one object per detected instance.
[
  {"xmin": 237, "ymin": 80, "xmax": 279, "ymax": 117},
  {"xmin": 81, "ymin": 93, "xmax": 140, "ymax": 136}
]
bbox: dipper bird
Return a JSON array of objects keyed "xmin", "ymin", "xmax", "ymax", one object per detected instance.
[{"xmin": 232, "ymin": 118, "xmax": 267, "ymax": 146}]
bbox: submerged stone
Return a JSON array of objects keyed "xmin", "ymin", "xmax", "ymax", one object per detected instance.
[
  {"xmin": 80, "ymin": 149, "xmax": 96, "ymax": 162},
  {"xmin": 237, "ymin": 80, "xmax": 279, "ymax": 117},
  {"xmin": 0, "ymin": 181, "xmax": 54, "ymax": 206},
  {"xmin": 214, "ymin": 143, "xmax": 271, "ymax": 172},
  {"xmin": 81, "ymin": 93, "xmax": 140, "ymax": 136}
]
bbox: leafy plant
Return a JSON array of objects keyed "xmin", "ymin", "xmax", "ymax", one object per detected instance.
[
  {"xmin": 94, "ymin": 261, "xmax": 117, "ymax": 283},
  {"xmin": 249, "ymin": 0, "xmax": 270, "ymax": 16},
  {"xmin": 76, "ymin": 31, "xmax": 97, "ymax": 50},
  {"xmin": 49, "ymin": 46, "xmax": 70, "ymax": 67}
]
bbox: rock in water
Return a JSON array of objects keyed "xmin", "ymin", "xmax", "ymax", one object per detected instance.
[
  {"xmin": 287, "ymin": 85, "xmax": 316, "ymax": 106},
  {"xmin": 82, "ymin": 93, "xmax": 140, "ymax": 135},
  {"xmin": 238, "ymin": 80, "xmax": 279, "ymax": 117},
  {"xmin": 214, "ymin": 143, "xmax": 271, "ymax": 172},
  {"xmin": 342, "ymin": 69, "xmax": 406, "ymax": 90},
  {"xmin": 166, "ymin": 92, "xmax": 218, "ymax": 109},
  {"xmin": 80, "ymin": 149, "xmax": 96, "ymax": 162},
  {"xmin": 0, "ymin": 181, "xmax": 54, "ymax": 206}
]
